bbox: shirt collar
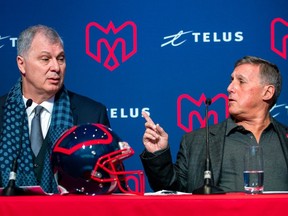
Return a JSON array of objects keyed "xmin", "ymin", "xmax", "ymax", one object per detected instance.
[
  {"xmin": 226, "ymin": 116, "xmax": 240, "ymax": 136},
  {"xmin": 226, "ymin": 115, "xmax": 275, "ymax": 136},
  {"xmin": 23, "ymin": 96, "xmax": 55, "ymax": 116}
]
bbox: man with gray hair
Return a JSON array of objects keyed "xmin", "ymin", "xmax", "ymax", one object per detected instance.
[{"xmin": 0, "ymin": 25, "xmax": 110, "ymax": 193}]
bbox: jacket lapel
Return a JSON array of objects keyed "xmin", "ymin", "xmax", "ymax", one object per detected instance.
[{"xmin": 208, "ymin": 120, "xmax": 227, "ymax": 185}]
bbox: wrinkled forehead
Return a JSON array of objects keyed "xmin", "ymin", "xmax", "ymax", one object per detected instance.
[
  {"xmin": 231, "ymin": 63, "xmax": 261, "ymax": 77},
  {"xmin": 27, "ymin": 33, "xmax": 64, "ymax": 56},
  {"xmin": 31, "ymin": 32, "xmax": 63, "ymax": 47}
]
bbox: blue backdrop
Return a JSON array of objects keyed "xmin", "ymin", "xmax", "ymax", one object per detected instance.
[{"xmin": 1, "ymin": 0, "xmax": 287, "ymax": 192}]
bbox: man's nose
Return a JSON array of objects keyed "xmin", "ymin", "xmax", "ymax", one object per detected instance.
[{"xmin": 50, "ymin": 58, "xmax": 60, "ymax": 72}]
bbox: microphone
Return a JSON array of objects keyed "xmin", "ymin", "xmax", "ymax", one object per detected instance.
[
  {"xmin": 192, "ymin": 98, "xmax": 225, "ymax": 195},
  {"xmin": 2, "ymin": 99, "xmax": 33, "ymax": 196}
]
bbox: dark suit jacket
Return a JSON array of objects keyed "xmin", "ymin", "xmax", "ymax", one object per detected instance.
[
  {"xmin": 0, "ymin": 90, "xmax": 110, "ymax": 130},
  {"xmin": 140, "ymin": 118, "xmax": 288, "ymax": 192},
  {"xmin": 0, "ymin": 90, "xmax": 110, "ymax": 185}
]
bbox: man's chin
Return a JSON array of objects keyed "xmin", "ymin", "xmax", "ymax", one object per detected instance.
[
  {"xmin": 46, "ymin": 84, "xmax": 62, "ymax": 95},
  {"xmin": 228, "ymin": 108, "xmax": 237, "ymax": 115}
]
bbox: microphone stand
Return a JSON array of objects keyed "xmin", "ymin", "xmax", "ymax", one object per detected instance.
[
  {"xmin": 2, "ymin": 99, "xmax": 33, "ymax": 196},
  {"xmin": 2, "ymin": 159, "xmax": 25, "ymax": 196},
  {"xmin": 192, "ymin": 98, "xmax": 225, "ymax": 195}
]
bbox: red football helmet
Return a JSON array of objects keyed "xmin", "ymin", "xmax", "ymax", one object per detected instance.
[{"xmin": 52, "ymin": 123, "xmax": 144, "ymax": 195}]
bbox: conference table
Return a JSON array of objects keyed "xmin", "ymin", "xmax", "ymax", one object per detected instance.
[{"xmin": 1, "ymin": 192, "xmax": 288, "ymax": 216}]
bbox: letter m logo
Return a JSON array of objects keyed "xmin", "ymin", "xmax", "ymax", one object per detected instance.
[
  {"xmin": 85, "ymin": 21, "xmax": 137, "ymax": 71},
  {"xmin": 271, "ymin": 18, "xmax": 288, "ymax": 59},
  {"xmin": 177, "ymin": 93, "xmax": 229, "ymax": 132}
]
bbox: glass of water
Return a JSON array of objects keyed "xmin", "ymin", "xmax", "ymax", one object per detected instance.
[{"xmin": 243, "ymin": 145, "xmax": 264, "ymax": 194}]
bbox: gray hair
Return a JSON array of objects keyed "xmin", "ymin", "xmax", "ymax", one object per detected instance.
[
  {"xmin": 17, "ymin": 24, "xmax": 64, "ymax": 56},
  {"xmin": 234, "ymin": 56, "xmax": 282, "ymax": 108}
]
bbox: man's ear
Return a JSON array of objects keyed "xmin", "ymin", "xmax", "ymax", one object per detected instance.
[
  {"xmin": 263, "ymin": 85, "xmax": 275, "ymax": 101},
  {"xmin": 17, "ymin": 55, "xmax": 26, "ymax": 75}
]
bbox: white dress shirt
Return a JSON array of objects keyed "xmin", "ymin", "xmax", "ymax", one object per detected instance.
[{"xmin": 23, "ymin": 96, "xmax": 54, "ymax": 139}]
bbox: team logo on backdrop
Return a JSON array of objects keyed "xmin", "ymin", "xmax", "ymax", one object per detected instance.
[
  {"xmin": 161, "ymin": 30, "xmax": 244, "ymax": 47},
  {"xmin": 177, "ymin": 93, "xmax": 288, "ymax": 132},
  {"xmin": 85, "ymin": 21, "xmax": 137, "ymax": 71},
  {"xmin": 177, "ymin": 93, "xmax": 229, "ymax": 132},
  {"xmin": 271, "ymin": 18, "xmax": 288, "ymax": 59}
]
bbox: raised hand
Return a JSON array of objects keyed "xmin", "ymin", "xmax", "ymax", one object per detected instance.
[{"xmin": 142, "ymin": 111, "xmax": 168, "ymax": 153}]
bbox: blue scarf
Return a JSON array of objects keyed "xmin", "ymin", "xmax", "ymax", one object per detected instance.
[{"xmin": 0, "ymin": 79, "xmax": 73, "ymax": 193}]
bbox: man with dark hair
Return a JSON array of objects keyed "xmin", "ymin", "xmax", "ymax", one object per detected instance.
[{"xmin": 141, "ymin": 56, "xmax": 288, "ymax": 193}]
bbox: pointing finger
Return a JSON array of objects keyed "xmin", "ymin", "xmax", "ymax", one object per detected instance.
[{"xmin": 142, "ymin": 111, "xmax": 155, "ymax": 125}]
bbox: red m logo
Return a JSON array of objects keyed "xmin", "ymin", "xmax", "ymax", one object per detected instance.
[
  {"xmin": 85, "ymin": 21, "xmax": 137, "ymax": 71},
  {"xmin": 177, "ymin": 93, "xmax": 229, "ymax": 132},
  {"xmin": 271, "ymin": 18, "xmax": 288, "ymax": 59}
]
